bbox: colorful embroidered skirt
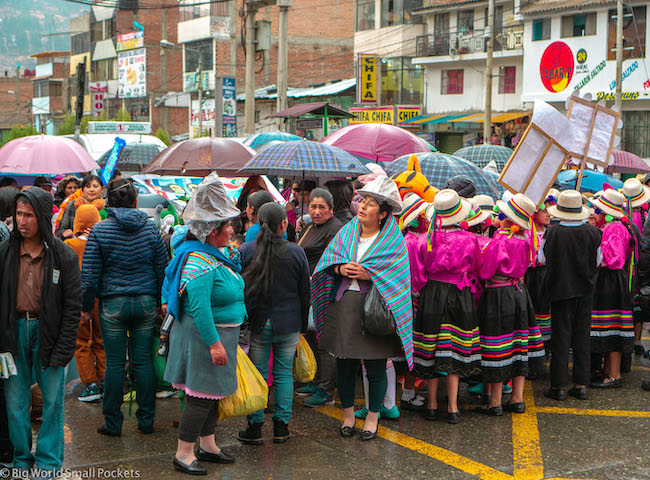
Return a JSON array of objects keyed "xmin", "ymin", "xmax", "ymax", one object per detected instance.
[
  {"xmin": 524, "ymin": 265, "xmax": 551, "ymax": 345},
  {"xmin": 413, "ymin": 280, "xmax": 481, "ymax": 379},
  {"xmin": 591, "ymin": 267, "xmax": 634, "ymax": 354},
  {"xmin": 478, "ymin": 281, "xmax": 545, "ymax": 383}
]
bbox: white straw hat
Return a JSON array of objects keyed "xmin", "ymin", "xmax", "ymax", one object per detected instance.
[
  {"xmin": 547, "ymin": 190, "xmax": 590, "ymax": 221},
  {"xmin": 621, "ymin": 178, "xmax": 650, "ymax": 208},
  {"xmin": 589, "ymin": 188, "xmax": 627, "ymax": 219},
  {"xmin": 399, "ymin": 193, "xmax": 428, "ymax": 230},
  {"xmin": 357, "ymin": 176, "xmax": 403, "ymax": 214},
  {"xmin": 465, "ymin": 197, "xmax": 494, "ymax": 228},
  {"xmin": 425, "ymin": 189, "xmax": 471, "ymax": 227},
  {"xmin": 496, "ymin": 193, "xmax": 536, "ymax": 230}
]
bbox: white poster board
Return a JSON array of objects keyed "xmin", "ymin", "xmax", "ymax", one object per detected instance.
[{"xmin": 118, "ymin": 48, "xmax": 147, "ymax": 98}]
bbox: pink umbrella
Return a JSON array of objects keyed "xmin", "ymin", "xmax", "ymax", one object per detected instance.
[
  {"xmin": 605, "ymin": 149, "xmax": 650, "ymax": 174},
  {"xmin": 320, "ymin": 123, "xmax": 431, "ymax": 164},
  {"xmin": 0, "ymin": 135, "xmax": 99, "ymax": 175}
]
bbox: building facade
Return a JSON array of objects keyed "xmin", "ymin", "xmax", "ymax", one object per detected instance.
[
  {"xmin": 0, "ymin": 75, "xmax": 34, "ymax": 143},
  {"xmin": 30, "ymin": 51, "xmax": 69, "ymax": 135}
]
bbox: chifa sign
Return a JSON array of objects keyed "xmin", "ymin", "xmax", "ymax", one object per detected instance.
[
  {"xmin": 350, "ymin": 107, "xmax": 393, "ymax": 124},
  {"xmin": 357, "ymin": 54, "xmax": 378, "ymax": 103}
]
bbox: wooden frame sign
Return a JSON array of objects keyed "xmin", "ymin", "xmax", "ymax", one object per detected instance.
[
  {"xmin": 498, "ymin": 123, "xmax": 570, "ymax": 208},
  {"xmin": 566, "ymin": 95, "xmax": 619, "ymax": 168}
]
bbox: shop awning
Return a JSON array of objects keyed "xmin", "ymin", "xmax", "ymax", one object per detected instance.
[
  {"xmin": 401, "ymin": 114, "xmax": 446, "ymax": 124},
  {"xmin": 420, "ymin": 114, "xmax": 468, "ymax": 124},
  {"xmin": 476, "ymin": 112, "xmax": 531, "ymax": 123},
  {"xmin": 406, "ymin": 111, "xmax": 531, "ymax": 125},
  {"xmin": 449, "ymin": 113, "xmax": 484, "ymax": 122}
]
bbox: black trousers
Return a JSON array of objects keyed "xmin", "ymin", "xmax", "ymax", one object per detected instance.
[
  {"xmin": 178, "ymin": 394, "xmax": 218, "ymax": 442},
  {"xmin": 550, "ymin": 296, "xmax": 592, "ymax": 388},
  {"xmin": 0, "ymin": 381, "xmax": 12, "ymax": 458}
]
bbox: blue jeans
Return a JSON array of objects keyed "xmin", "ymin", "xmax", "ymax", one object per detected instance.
[
  {"xmin": 99, "ymin": 295, "xmax": 157, "ymax": 434},
  {"xmin": 247, "ymin": 321, "xmax": 300, "ymax": 424},
  {"xmin": 4, "ymin": 318, "xmax": 65, "ymax": 470}
]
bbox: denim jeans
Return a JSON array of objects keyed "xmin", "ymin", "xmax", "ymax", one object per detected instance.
[
  {"xmin": 99, "ymin": 295, "xmax": 157, "ymax": 434},
  {"xmin": 247, "ymin": 321, "xmax": 300, "ymax": 424},
  {"xmin": 4, "ymin": 318, "xmax": 65, "ymax": 470}
]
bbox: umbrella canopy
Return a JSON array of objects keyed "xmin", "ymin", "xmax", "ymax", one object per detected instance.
[
  {"xmin": 244, "ymin": 131, "xmax": 301, "ymax": 149},
  {"xmin": 0, "ymin": 135, "xmax": 99, "ymax": 175},
  {"xmin": 320, "ymin": 123, "xmax": 431, "ymax": 163},
  {"xmin": 385, "ymin": 152, "xmax": 502, "ymax": 198},
  {"xmin": 605, "ymin": 149, "xmax": 650, "ymax": 174},
  {"xmin": 97, "ymin": 142, "xmax": 166, "ymax": 168},
  {"xmin": 557, "ymin": 169, "xmax": 624, "ymax": 193},
  {"xmin": 453, "ymin": 144, "xmax": 513, "ymax": 172},
  {"xmin": 481, "ymin": 169, "xmax": 507, "ymax": 196},
  {"xmin": 143, "ymin": 138, "xmax": 256, "ymax": 177},
  {"xmin": 238, "ymin": 140, "xmax": 371, "ymax": 178}
]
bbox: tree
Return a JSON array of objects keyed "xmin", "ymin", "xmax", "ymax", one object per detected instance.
[
  {"xmin": 7, "ymin": 124, "xmax": 38, "ymax": 142},
  {"xmin": 115, "ymin": 107, "xmax": 131, "ymax": 121},
  {"xmin": 155, "ymin": 128, "xmax": 172, "ymax": 146},
  {"xmin": 57, "ymin": 114, "xmax": 90, "ymax": 135}
]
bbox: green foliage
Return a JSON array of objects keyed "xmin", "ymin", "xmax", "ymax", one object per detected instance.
[
  {"xmin": 155, "ymin": 128, "xmax": 172, "ymax": 146},
  {"xmin": 115, "ymin": 107, "xmax": 132, "ymax": 122},
  {"xmin": 57, "ymin": 114, "xmax": 90, "ymax": 136},
  {"xmin": 7, "ymin": 124, "xmax": 38, "ymax": 142}
]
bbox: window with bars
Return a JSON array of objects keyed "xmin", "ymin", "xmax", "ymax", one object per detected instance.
[
  {"xmin": 356, "ymin": 0, "xmax": 375, "ymax": 31},
  {"xmin": 533, "ymin": 18, "xmax": 551, "ymax": 41},
  {"xmin": 623, "ymin": 111, "xmax": 650, "ymax": 158},
  {"xmin": 441, "ymin": 69, "xmax": 463, "ymax": 94},
  {"xmin": 458, "ymin": 9, "xmax": 474, "ymax": 35},
  {"xmin": 499, "ymin": 66, "xmax": 516, "ymax": 94},
  {"xmin": 179, "ymin": 0, "xmax": 229, "ymax": 21},
  {"xmin": 561, "ymin": 13, "xmax": 596, "ymax": 37},
  {"xmin": 185, "ymin": 39, "xmax": 214, "ymax": 72}
]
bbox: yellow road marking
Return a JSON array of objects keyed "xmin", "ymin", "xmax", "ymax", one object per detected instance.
[
  {"xmin": 511, "ymin": 383, "xmax": 544, "ymax": 480},
  {"xmin": 64, "ymin": 424, "xmax": 72, "ymax": 444},
  {"xmin": 632, "ymin": 365, "xmax": 650, "ymax": 371},
  {"xmin": 536, "ymin": 407, "xmax": 650, "ymax": 418}
]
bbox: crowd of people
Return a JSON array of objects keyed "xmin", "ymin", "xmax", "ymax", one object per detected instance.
[{"xmin": 0, "ymin": 164, "xmax": 649, "ymax": 478}]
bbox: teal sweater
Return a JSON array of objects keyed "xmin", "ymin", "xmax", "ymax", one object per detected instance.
[{"xmin": 180, "ymin": 252, "xmax": 246, "ymax": 346}]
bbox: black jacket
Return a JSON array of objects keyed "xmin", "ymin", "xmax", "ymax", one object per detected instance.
[{"xmin": 0, "ymin": 188, "xmax": 82, "ymax": 369}]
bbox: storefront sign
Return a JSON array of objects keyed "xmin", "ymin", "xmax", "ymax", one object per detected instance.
[
  {"xmin": 296, "ymin": 118, "xmax": 323, "ymax": 129},
  {"xmin": 220, "ymin": 77, "xmax": 237, "ymax": 137},
  {"xmin": 183, "ymin": 71, "xmax": 211, "ymax": 92},
  {"xmin": 87, "ymin": 122, "xmax": 152, "ymax": 134},
  {"xmin": 576, "ymin": 48, "xmax": 588, "ymax": 73},
  {"xmin": 539, "ymin": 42, "xmax": 574, "ymax": 93},
  {"xmin": 350, "ymin": 106, "xmax": 393, "ymax": 124},
  {"xmin": 118, "ymin": 48, "xmax": 147, "ymax": 98},
  {"xmin": 191, "ymin": 99, "xmax": 216, "ymax": 127},
  {"xmin": 574, "ymin": 60, "xmax": 606, "ymax": 91},
  {"xmin": 595, "ymin": 91, "xmax": 646, "ymax": 101},
  {"xmin": 609, "ymin": 60, "xmax": 639, "ymax": 90},
  {"xmin": 89, "ymin": 81, "xmax": 107, "ymax": 118},
  {"xmin": 397, "ymin": 106, "xmax": 421, "ymax": 127},
  {"xmin": 117, "ymin": 31, "xmax": 144, "ymax": 52},
  {"xmin": 357, "ymin": 54, "xmax": 379, "ymax": 104}
]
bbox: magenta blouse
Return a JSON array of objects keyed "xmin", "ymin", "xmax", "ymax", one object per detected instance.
[
  {"xmin": 632, "ymin": 209, "xmax": 644, "ymax": 233},
  {"xmin": 600, "ymin": 221, "xmax": 633, "ymax": 270},
  {"xmin": 479, "ymin": 230, "xmax": 532, "ymax": 281},
  {"xmin": 412, "ymin": 229, "xmax": 481, "ymax": 293}
]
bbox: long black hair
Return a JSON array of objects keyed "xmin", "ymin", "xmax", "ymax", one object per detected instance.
[{"xmin": 242, "ymin": 202, "xmax": 287, "ymax": 324}]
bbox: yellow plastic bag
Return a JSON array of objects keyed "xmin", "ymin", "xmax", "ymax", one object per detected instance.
[
  {"xmin": 218, "ymin": 346, "xmax": 268, "ymax": 420},
  {"xmin": 293, "ymin": 334, "xmax": 317, "ymax": 383}
]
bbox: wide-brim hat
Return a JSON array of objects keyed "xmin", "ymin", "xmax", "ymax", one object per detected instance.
[
  {"xmin": 547, "ymin": 190, "xmax": 590, "ymax": 221},
  {"xmin": 496, "ymin": 193, "xmax": 536, "ymax": 230},
  {"xmin": 357, "ymin": 176, "xmax": 403, "ymax": 214},
  {"xmin": 465, "ymin": 197, "xmax": 493, "ymax": 228},
  {"xmin": 589, "ymin": 188, "xmax": 626, "ymax": 219},
  {"xmin": 425, "ymin": 189, "xmax": 471, "ymax": 227},
  {"xmin": 399, "ymin": 193, "xmax": 428, "ymax": 230},
  {"xmin": 621, "ymin": 178, "xmax": 650, "ymax": 208}
]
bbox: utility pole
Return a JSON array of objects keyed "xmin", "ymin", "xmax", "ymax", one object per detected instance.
[
  {"xmin": 15, "ymin": 64, "xmax": 20, "ymax": 110},
  {"xmin": 197, "ymin": 54, "xmax": 203, "ymax": 137},
  {"xmin": 483, "ymin": 0, "xmax": 494, "ymax": 144},
  {"xmin": 244, "ymin": 2, "xmax": 257, "ymax": 134},
  {"xmin": 277, "ymin": 0, "xmax": 291, "ymax": 131},
  {"xmin": 615, "ymin": 0, "xmax": 624, "ymax": 113}
]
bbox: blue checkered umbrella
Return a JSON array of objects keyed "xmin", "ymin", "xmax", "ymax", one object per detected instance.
[
  {"xmin": 238, "ymin": 140, "xmax": 371, "ymax": 177},
  {"xmin": 453, "ymin": 144, "xmax": 513, "ymax": 172},
  {"xmin": 98, "ymin": 142, "xmax": 166, "ymax": 168},
  {"xmin": 386, "ymin": 152, "xmax": 501, "ymax": 198},
  {"xmin": 244, "ymin": 131, "xmax": 302, "ymax": 149}
]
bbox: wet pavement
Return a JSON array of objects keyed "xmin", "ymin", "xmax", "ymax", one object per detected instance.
[{"xmin": 8, "ymin": 352, "xmax": 650, "ymax": 480}]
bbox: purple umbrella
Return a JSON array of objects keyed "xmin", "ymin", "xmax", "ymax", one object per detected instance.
[{"xmin": 0, "ymin": 135, "xmax": 99, "ymax": 175}]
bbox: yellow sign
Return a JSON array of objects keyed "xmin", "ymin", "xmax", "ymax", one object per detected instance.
[
  {"xmin": 358, "ymin": 54, "xmax": 378, "ymax": 103},
  {"xmin": 397, "ymin": 106, "xmax": 421, "ymax": 126},
  {"xmin": 350, "ymin": 107, "xmax": 393, "ymax": 124}
]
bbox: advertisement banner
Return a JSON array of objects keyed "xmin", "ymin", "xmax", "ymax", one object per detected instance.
[
  {"xmin": 397, "ymin": 106, "xmax": 421, "ymax": 127},
  {"xmin": 89, "ymin": 81, "xmax": 107, "ymax": 118},
  {"xmin": 117, "ymin": 31, "xmax": 144, "ymax": 52},
  {"xmin": 350, "ymin": 106, "xmax": 393, "ymax": 124},
  {"xmin": 87, "ymin": 122, "xmax": 152, "ymax": 134},
  {"xmin": 191, "ymin": 99, "xmax": 216, "ymax": 127},
  {"xmin": 118, "ymin": 48, "xmax": 147, "ymax": 98},
  {"xmin": 357, "ymin": 54, "xmax": 379, "ymax": 104},
  {"xmin": 221, "ymin": 77, "xmax": 237, "ymax": 137},
  {"xmin": 183, "ymin": 71, "xmax": 211, "ymax": 92}
]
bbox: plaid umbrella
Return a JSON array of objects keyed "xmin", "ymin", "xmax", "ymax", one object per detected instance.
[
  {"xmin": 320, "ymin": 123, "xmax": 431, "ymax": 163},
  {"xmin": 98, "ymin": 142, "xmax": 166, "ymax": 168},
  {"xmin": 453, "ymin": 144, "xmax": 512, "ymax": 172},
  {"xmin": 244, "ymin": 131, "xmax": 302, "ymax": 149},
  {"xmin": 238, "ymin": 140, "xmax": 371, "ymax": 177},
  {"xmin": 606, "ymin": 149, "xmax": 650, "ymax": 174},
  {"xmin": 386, "ymin": 152, "xmax": 502, "ymax": 198}
]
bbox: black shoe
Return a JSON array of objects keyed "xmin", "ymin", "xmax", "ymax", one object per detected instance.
[
  {"xmin": 447, "ymin": 411, "xmax": 462, "ymax": 424},
  {"xmin": 97, "ymin": 424, "xmax": 121, "ymax": 437},
  {"xmin": 237, "ymin": 422, "xmax": 264, "ymax": 445},
  {"xmin": 544, "ymin": 388, "xmax": 566, "ymax": 401},
  {"xmin": 339, "ymin": 425, "xmax": 355, "ymax": 438},
  {"xmin": 138, "ymin": 424, "xmax": 154, "ymax": 434},
  {"xmin": 425, "ymin": 408, "xmax": 442, "ymax": 421},
  {"xmin": 196, "ymin": 447, "xmax": 235, "ymax": 464},
  {"xmin": 503, "ymin": 402, "xmax": 525, "ymax": 413},
  {"xmin": 568, "ymin": 386, "xmax": 588, "ymax": 400},
  {"xmin": 591, "ymin": 376, "xmax": 623, "ymax": 388},
  {"xmin": 361, "ymin": 428, "xmax": 378, "ymax": 441},
  {"xmin": 157, "ymin": 337, "xmax": 169, "ymax": 357},
  {"xmin": 0, "ymin": 448, "xmax": 13, "ymax": 465},
  {"xmin": 475, "ymin": 405, "xmax": 503, "ymax": 416},
  {"xmin": 634, "ymin": 344, "xmax": 645, "ymax": 356},
  {"xmin": 642, "ymin": 379, "xmax": 650, "ymax": 391},
  {"xmin": 273, "ymin": 420, "xmax": 290, "ymax": 444},
  {"xmin": 173, "ymin": 457, "xmax": 207, "ymax": 475}
]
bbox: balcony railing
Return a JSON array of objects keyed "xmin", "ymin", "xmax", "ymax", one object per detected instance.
[{"xmin": 416, "ymin": 25, "xmax": 524, "ymax": 57}]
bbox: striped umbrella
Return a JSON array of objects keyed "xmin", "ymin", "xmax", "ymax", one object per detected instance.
[
  {"xmin": 386, "ymin": 152, "xmax": 502, "ymax": 198},
  {"xmin": 238, "ymin": 140, "xmax": 371, "ymax": 177},
  {"xmin": 244, "ymin": 131, "xmax": 302, "ymax": 149},
  {"xmin": 320, "ymin": 123, "xmax": 431, "ymax": 163},
  {"xmin": 453, "ymin": 144, "xmax": 513, "ymax": 172},
  {"xmin": 606, "ymin": 149, "xmax": 650, "ymax": 174}
]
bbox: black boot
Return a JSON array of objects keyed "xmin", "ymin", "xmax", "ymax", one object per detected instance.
[
  {"xmin": 273, "ymin": 420, "xmax": 290, "ymax": 444},
  {"xmin": 237, "ymin": 422, "xmax": 263, "ymax": 445}
]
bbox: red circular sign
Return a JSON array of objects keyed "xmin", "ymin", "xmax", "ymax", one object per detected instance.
[{"xmin": 540, "ymin": 42, "xmax": 574, "ymax": 93}]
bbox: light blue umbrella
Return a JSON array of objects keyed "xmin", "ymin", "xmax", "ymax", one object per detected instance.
[
  {"xmin": 244, "ymin": 131, "xmax": 302, "ymax": 149},
  {"xmin": 557, "ymin": 169, "xmax": 623, "ymax": 194}
]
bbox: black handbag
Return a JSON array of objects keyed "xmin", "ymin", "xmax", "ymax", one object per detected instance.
[{"xmin": 361, "ymin": 284, "xmax": 396, "ymax": 335}]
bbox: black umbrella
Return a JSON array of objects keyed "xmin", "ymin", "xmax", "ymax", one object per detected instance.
[{"xmin": 98, "ymin": 142, "xmax": 166, "ymax": 170}]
